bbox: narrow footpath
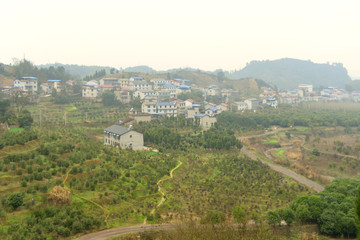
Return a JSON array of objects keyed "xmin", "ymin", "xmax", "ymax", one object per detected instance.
[{"xmin": 144, "ymin": 160, "xmax": 183, "ymax": 224}]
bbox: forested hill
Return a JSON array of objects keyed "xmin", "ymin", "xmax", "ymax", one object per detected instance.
[
  {"xmin": 226, "ymin": 58, "xmax": 352, "ymax": 90},
  {"xmin": 38, "ymin": 63, "xmax": 114, "ymax": 78}
]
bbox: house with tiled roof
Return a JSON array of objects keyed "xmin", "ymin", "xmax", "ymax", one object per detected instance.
[{"xmin": 104, "ymin": 125, "xmax": 143, "ymax": 150}]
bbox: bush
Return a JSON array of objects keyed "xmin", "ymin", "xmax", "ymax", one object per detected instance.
[
  {"xmin": 200, "ymin": 210, "xmax": 225, "ymax": 224},
  {"xmin": 7, "ymin": 193, "xmax": 24, "ymax": 210},
  {"xmin": 267, "ymin": 210, "xmax": 281, "ymax": 226},
  {"xmin": 232, "ymin": 206, "xmax": 246, "ymax": 226},
  {"xmin": 72, "ymin": 220, "xmax": 83, "ymax": 233},
  {"xmin": 56, "ymin": 226, "xmax": 70, "ymax": 237}
]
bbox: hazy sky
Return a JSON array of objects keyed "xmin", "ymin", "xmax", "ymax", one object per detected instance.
[{"xmin": 2, "ymin": 0, "xmax": 360, "ymax": 77}]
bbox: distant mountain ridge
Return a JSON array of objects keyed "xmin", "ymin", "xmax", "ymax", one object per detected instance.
[
  {"xmin": 38, "ymin": 58, "xmax": 352, "ymax": 90},
  {"xmin": 226, "ymin": 58, "xmax": 352, "ymax": 90}
]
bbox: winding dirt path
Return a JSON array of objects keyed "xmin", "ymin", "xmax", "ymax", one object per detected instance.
[
  {"xmin": 240, "ymin": 129, "xmax": 325, "ymax": 192},
  {"xmin": 75, "ymin": 224, "xmax": 175, "ymax": 240},
  {"xmin": 144, "ymin": 160, "xmax": 183, "ymax": 224}
]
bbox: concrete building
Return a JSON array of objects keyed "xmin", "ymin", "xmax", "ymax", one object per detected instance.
[
  {"xmin": 131, "ymin": 79, "xmax": 151, "ymax": 91},
  {"xmin": 177, "ymin": 85, "xmax": 191, "ymax": 94},
  {"xmin": 235, "ymin": 102, "xmax": 248, "ymax": 111},
  {"xmin": 14, "ymin": 77, "xmax": 38, "ymax": 92},
  {"xmin": 205, "ymin": 106, "xmax": 218, "ymax": 116},
  {"xmin": 195, "ymin": 114, "xmax": 217, "ymax": 130},
  {"xmin": 133, "ymin": 90, "xmax": 157, "ymax": 100},
  {"xmin": 48, "ymin": 80, "xmax": 62, "ymax": 93},
  {"xmin": 100, "ymin": 78, "xmax": 120, "ymax": 87},
  {"xmin": 244, "ymin": 98, "xmax": 259, "ymax": 110},
  {"xmin": 263, "ymin": 98, "xmax": 278, "ymax": 108},
  {"xmin": 156, "ymin": 102, "xmax": 177, "ymax": 116},
  {"xmin": 206, "ymin": 85, "xmax": 219, "ymax": 96},
  {"xmin": 104, "ymin": 125, "xmax": 143, "ymax": 150},
  {"xmin": 115, "ymin": 88, "xmax": 131, "ymax": 103},
  {"xmin": 151, "ymin": 79, "xmax": 171, "ymax": 89},
  {"xmin": 100, "ymin": 85, "xmax": 115, "ymax": 92},
  {"xmin": 142, "ymin": 101, "xmax": 157, "ymax": 114},
  {"xmin": 141, "ymin": 101, "xmax": 178, "ymax": 116},
  {"xmin": 298, "ymin": 84, "xmax": 313, "ymax": 93},
  {"xmin": 119, "ymin": 79, "xmax": 130, "ymax": 88},
  {"xmin": 184, "ymin": 99, "xmax": 194, "ymax": 107},
  {"xmin": 82, "ymin": 84, "xmax": 100, "ymax": 98},
  {"xmin": 186, "ymin": 104, "xmax": 201, "ymax": 118}
]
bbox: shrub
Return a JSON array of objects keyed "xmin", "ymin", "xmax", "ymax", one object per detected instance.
[
  {"xmin": 7, "ymin": 193, "xmax": 24, "ymax": 210},
  {"xmin": 267, "ymin": 210, "xmax": 281, "ymax": 226},
  {"xmin": 200, "ymin": 210, "xmax": 225, "ymax": 224},
  {"xmin": 48, "ymin": 186, "xmax": 71, "ymax": 205}
]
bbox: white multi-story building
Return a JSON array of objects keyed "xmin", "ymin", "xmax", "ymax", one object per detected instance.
[
  {"xmin": 131, "ymin": 80, "xmax": 151, "ymax": 91},
  {"xmin": 141, "ymin": 101, "xmax": 178, "ymax": 116},
  {"xmin": 82, "ymin": 84, "xmax": 100, "ymax": 98},
  {"xmin": 133, "ymin": 90, "xmax": 157, "ymax": 100},
  {"xmin": 151, "ymin": 79, "xmax": 171, "ymax": 89},
  {"xmin": 142, "ymin": 101, "xmax": 157, "ymax": 114},
  {"xmin": 14, "ymin": 77, "xmax": 38, "ymax": 92},
  {"xmin": 156, "ymin": 102, "xmax": 177, "ymax": 116}
]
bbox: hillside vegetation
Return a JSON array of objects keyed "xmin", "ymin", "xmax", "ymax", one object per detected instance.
[{"xmin": 227, "ymin": 58, "xmax": 351, "ymax": 89}]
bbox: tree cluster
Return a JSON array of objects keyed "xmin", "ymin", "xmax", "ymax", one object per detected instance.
[
  {"xmin": 273, "ymin": 178, "xmax": 360, "ymax": 237},
  {"xmin": 218, "ymin": 109, "xmax": 360, "ymax": 131},
  {"xmin": 0, "ymin": 129, "xmax": 37, "ymax": 149}
]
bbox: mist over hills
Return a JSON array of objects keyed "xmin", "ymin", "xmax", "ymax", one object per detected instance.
[
  {"xmin": 38, "ymin": 58, "xmax": 353, "ymax": 90},
  {"xmin": 226, "ymin": 58, "xmax": 352, "ymax": 90},
  {"xmin": 38, "ymin": 63, "xmax": 114, "ymax": 79}
]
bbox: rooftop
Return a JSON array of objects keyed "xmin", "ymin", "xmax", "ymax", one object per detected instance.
[
  {"xmin": 104, "ymin": 125, "xmax": 133, "ymax": 136},
  {"xmin": 179, "ymin": 85, "xmax": 191, "ymax": 89},
  {"xmin": 208, "ymin": 106, "xmax": 218, "ymax": 112},
  {"xmin": 190, "ymin": 104, "xmax": 201, "ymax": 107},
  {"xmin": 134, "ymin": 80, "xmax": 148, "ymax": 85},
  {"xmin": 157, "ymin": 102, "xmax": 176, "ymax": 106},
  {"xmin": 19, "ymin": 77, "xmax": 37, "ymax": 80},
  {"xmin": 48, "ymin": 80, "xmax": 61, "ymax": 82},
  {"xmin": 163, "ymin": 83, "xmax": 176, "ymax": 88},
  {"xmin": 208, "ymin": 85, "xmax": 218, "ymax": 89}
]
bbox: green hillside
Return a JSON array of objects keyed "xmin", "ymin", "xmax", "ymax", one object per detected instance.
[{"xmin": 227, "ymin": 58, "xmax": 352, "ymax": 90}]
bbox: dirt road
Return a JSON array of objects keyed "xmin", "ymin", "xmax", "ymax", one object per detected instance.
[
  {"xmin": 75, "ymin": 224, "xmax": 175, "ymax": 240},
  {"xmin": 240, "ymin": 129, "xmax": 325, "ymax": 192}
]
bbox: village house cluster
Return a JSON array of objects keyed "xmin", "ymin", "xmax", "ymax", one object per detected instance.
[
  {"xmin": 6, "ymin": 75, "xmax": 360, "ymax": 151},
  {"xmin": 278, "ymin": 84, "xmax": 360, "ymax": 104}
]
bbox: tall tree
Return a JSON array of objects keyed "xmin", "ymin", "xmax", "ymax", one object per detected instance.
[{"xmin": 356, "ymin": 186, "xmax": 360, "ymax": 239}]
